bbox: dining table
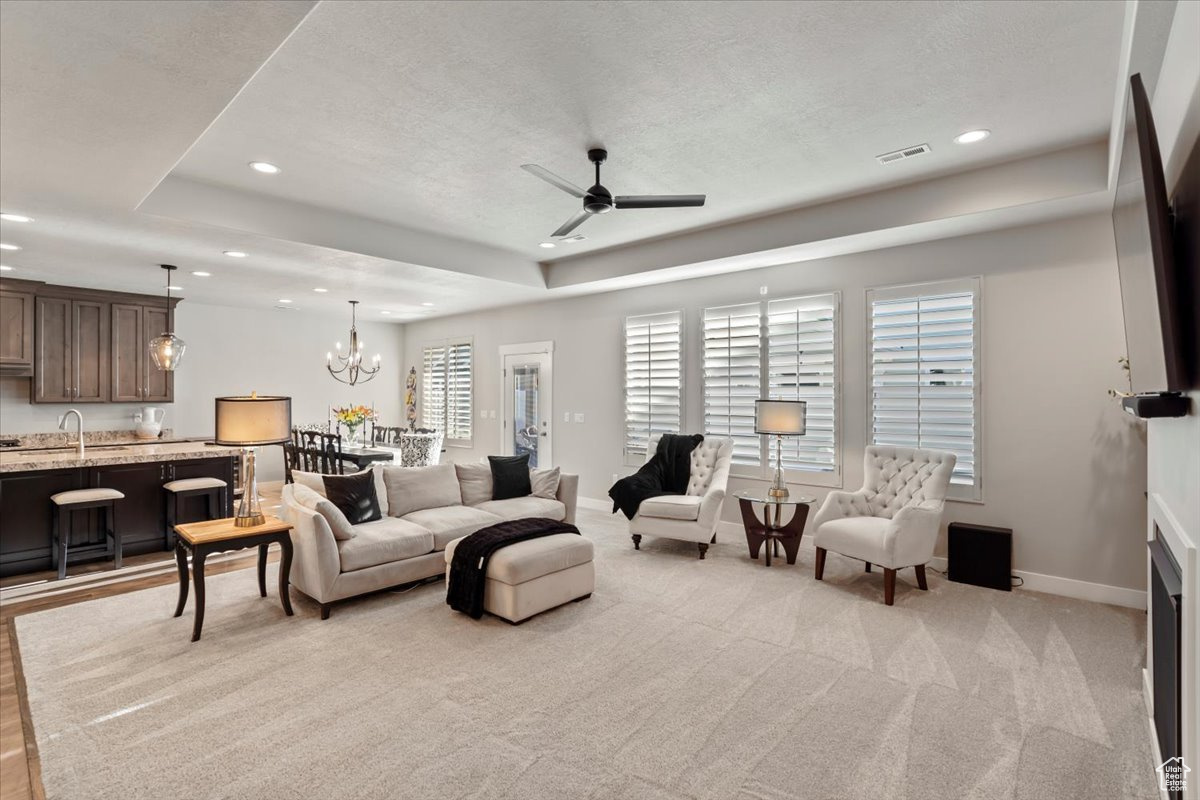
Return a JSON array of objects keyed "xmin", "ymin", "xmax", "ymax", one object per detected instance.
[{"xmin": 337, "ymin": 444, "xmax": 398, "ymax": 470}]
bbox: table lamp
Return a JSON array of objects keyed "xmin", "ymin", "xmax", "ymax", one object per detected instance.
[
  {"xmin": 755, "ymin": 399, "xmax": 807, "ymax": 500},
  {"xmin": 215, "ymin": 393, "xmax": 292, "ymax": 527}
]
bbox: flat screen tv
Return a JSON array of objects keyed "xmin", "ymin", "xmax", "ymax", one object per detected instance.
[{"xmin": 1112, "ymin": 73, "xmax": 1186, "ymax": 394}]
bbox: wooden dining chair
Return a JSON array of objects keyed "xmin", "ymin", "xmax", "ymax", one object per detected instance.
[
  {"xmin": 371, "ymin": 425, "xmax": 402, "ymax": 446},
  {"xmin": 288, "ymin": 429, "xmax": 345, "ymax": 476}
]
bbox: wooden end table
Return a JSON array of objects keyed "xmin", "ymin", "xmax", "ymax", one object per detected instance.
[
  {"xmin": 173, "ymin": 515, "xmax": 295, "ymax": 642},
  {"xmin": 734, "ymin": 490, "xmax": 815, "ymax": 567}
]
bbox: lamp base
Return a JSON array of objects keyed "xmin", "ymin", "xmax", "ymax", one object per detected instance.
[
  {"xmin": 234, "ymin": 446, "xmax": 265, "ymax": 528},
  {"xmin": 767, "ymin": 486, "xmax": 790, "ymax": 500},
  {"xmin": 234, "ymin": 512, "xmax": 266, "ymax": 528}
]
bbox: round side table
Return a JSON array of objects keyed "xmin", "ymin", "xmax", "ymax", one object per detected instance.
[{"xmin": 733, "ymin": 490, "xmax": 816, "ymax": 567}]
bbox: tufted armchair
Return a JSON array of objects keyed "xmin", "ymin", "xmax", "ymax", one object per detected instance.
[
  {"xmin": 630, "ymin": 435, "xmax": 734, "ymax": 559},
  {"xmin": 812, "ymin": 445, "xmax": 956, "ymax": 605}
]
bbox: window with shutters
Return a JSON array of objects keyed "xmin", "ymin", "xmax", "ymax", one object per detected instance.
[
  {"xmin": 624, "ymin": 311, "xmax": 683, "ymax": 463},
  {"xmin": 702, "ymin": 304, "xmax": 762, "ymax": 466},
  {"xmin": 421, "ymin": 338, "xmax": 473, "ymax": 447},
  {"xmin": 767, "ymin": 293, "xmax": 839, "ymax": 476},
  {"xmin": 868, "ymin": 278, "xmax": 980, "ymax": 500}
]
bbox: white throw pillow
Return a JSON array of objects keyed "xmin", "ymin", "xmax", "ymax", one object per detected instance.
[
  {"xmin": 382, "ymin": 463, "xmax": 462, "ymax": 517},
  {"xmin": 292, "ymin": 483, "xmax": 356, "ymax": 541},
  {"xmin": 530, "ymin": 467, "xmax": 561, "ymax": 500},
  {"xmin": 293, "ymin": 467, "xmax": 388, "ymax": 516},
  {"xmin": 455, "ymin": 462, "xmax": 493, "ymax": 506}
]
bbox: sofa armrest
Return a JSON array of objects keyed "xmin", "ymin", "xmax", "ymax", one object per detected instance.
[
  {"xmin": 281, "ymin": 489, "xmax": 342, "ymax": 602},
  {"xmin": 557, "ymin": 473, "xmax": 579, "ymax": 525},
  {"xmin": 811, "ymin": 489, "xmax": 872, "ymax": 531}
]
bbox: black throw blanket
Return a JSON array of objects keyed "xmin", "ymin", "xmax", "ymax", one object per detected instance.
[
  {"xmin": 608, "ymin": 433, "xmax": 704, "ymax": 520},
  {"xmin": 446, "ymin": 517, "xmax": 581, "ymax": 619}
]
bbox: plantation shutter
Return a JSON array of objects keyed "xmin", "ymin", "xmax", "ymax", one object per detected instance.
[
  {"xmin": 869, "ymin": 280, "xmax": 979, "ymax": 495},
  {"xmin": 421, "ymin": 338, "xmax": 473, "ymax": 445},
  {"xmin": 702, "ymin": 303, "xmax": 762, "ymax": 466},
  {"xmin": 624, "ymin": 311, "xmax": 682, "ymax": 460},
  {"xmin": 766, "ymin": 294, "xmax": 838, "ymax": 473}
]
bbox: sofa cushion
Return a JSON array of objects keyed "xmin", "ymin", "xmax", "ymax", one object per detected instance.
[
  {"xmin": 402, "ymin": 505, "xmax": 502, "ymax": 550},
  {"xmin": 473, "ymin": 496, "xmax": 566, "ymax": 522},
  {"xmin": 293, "ymin": 467, "xmax": 390, "ymax": 516},
  {"xmin": 813, "ymin": 516, "xmax": 891, "ymax": 564},
  {"xmin": 489, "ymin": 454, "xmax": 532, "ymax": 500},
  {"xmin": 637, "ymin": 494, "xmax": 702, "ymax": 521},
  {"xmin": 292, "ymin": 483, "xmax": 356, "ymax": 541},
  {"xmin": 444, "ymin": 532, "xmax": 592, "ymax": 586},
  {"xmin": 530, "ymin": 467, "xmax": 561, "ymax": 500},
  {"xmin": 455, "ymin": 462, "xmax": 493, "ymax": 505},
  {"xmin": 322, "ymin": 470, "xmax": 382, "ymax": 525},
  {"xmin": 383, "ymin": 463, "xmax": 461, "ymax": 517},
  {"xmin": 337, "ymin": 517, "xmax": 434, "ymax": 572}
]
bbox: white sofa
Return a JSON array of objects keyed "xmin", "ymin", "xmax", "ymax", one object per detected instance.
[
  {"xmin": 812, "ymin": 445, "xmax": 955, "ymax": 605},
  {"xmin": 629, "ymin": 435, "xmax": 733, "ymax": 559},
  {"xmin": 280, "ymin": 462, "xmax": 578, "ymax": 618}
]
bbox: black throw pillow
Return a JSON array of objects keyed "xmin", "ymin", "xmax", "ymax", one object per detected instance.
[
  {"xmin": 322, "ymin": 470, "xmax": 382, "ymax": 525},
  {"xmin": 489, "ymin": 454, "xmax": 532, "ymax": 500}
]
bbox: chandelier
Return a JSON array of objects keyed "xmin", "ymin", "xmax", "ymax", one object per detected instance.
[
  {"xmin": 327, "ymin": 300, "xmax": 381, "ymax": 385},
  {"xmin": 149, "ymin": 264, "xmax": 186, "ymax": 371}
]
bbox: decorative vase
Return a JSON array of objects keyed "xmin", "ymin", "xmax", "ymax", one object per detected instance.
[{"xmin": 344, "ymin": 423, "xmax": 361, "ymax": 446}]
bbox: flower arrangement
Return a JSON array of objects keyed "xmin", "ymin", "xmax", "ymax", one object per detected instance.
[
  {"xmin": 1107, "ymin": 356, "xmax": 1134, "ymax": 400},
  {"xmin": 333, "ymin": 404, "xmax": 377, "ymax": 444}
]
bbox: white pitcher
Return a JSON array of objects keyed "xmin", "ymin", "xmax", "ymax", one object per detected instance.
[{"xmin": 134, "ymin": 406, "xmax": 164, "ymax": 439}]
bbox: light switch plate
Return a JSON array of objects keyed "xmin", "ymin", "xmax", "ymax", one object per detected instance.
[
  {"xmin": 574, "ymin": 413, "xmax": 585, "ymax": 423},
  {"xmin": 489, "ymin": 410, "xmax": 496, "ymax": 419},
  {"xmin": 479, "ymin": 409, "xmax": 487, "ymax": 419},
  {"xmin": 563, "ymin": 412, "xmax": 571, "ymax": 423}
]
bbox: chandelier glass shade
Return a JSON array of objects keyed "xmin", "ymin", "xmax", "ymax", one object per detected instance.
[
  {"xmin": 328, "ymin": 300, "xmax": 381, "ymax": 386},
  {"xmin": 150, "ymin": 264, "xmax": 186, "ymax": 371}
]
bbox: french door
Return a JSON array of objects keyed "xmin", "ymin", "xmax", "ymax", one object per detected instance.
[{"xmin": 501, "ymin": 347, "xmax": 553, "ymax": 468}]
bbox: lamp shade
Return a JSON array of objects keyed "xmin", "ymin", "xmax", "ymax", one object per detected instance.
[
  {"xmin": 755, "ymin": 399, "xmax": 807, "ymax": 435},
  {"xmin": 214, "ymin": 395, "xmax": 292, "ymax": 446}
]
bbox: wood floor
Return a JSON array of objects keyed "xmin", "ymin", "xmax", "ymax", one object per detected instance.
[{"xmin": 0, "ymin": 551, "xmax": 273, "ymax": 800}]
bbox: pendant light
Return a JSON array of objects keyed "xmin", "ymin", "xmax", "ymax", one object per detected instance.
[
  {"xmin": 327, "ymin": 300, "xmax": 381, "ymax": 385},
  {"xmin": 149, "ymin": 264, "xmax": 186, "ymax": 371}
]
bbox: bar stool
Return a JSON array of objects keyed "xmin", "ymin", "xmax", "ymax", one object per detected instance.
[
  {"xmin": 164, "ymin": 477, "xmax": 228, "ymax": 550},
  {"xmin": 49, "ymin": 488, "xmax": 125, "ymax": 580}
]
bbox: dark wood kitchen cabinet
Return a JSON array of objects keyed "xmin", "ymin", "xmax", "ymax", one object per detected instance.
[
  {"xmin": 0, "ymin": 454, "xmax": 235, "ymax": 577},
  {"xmin": 0, "ymin": 285, "xmax": 34, "ymax": 374},
  {"xmin": 33, "ymin": 295, "xmax": 110, "ymax": 403},
  {"xmin": 111, "ymin": 303, "xmax": 174, "ymax": 403}
]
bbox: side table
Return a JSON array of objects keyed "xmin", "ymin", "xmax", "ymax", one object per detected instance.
[
  {"xmin": 733, "ymin": 490, "xmax": 815, "ymax": 567},
  {"xmin": 173, "ymin": 515, "xmax": 295, "ymax": 642}
]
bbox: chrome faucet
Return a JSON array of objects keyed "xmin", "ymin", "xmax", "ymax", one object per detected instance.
[{"xmin": 58, "ymin": 408, "xmax": 85, "ymax": 458}]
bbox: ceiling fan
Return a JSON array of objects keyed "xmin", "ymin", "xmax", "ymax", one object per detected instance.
[{"xmin": 522, "ymin": 148, "xmax": 706, "ymax": 238}]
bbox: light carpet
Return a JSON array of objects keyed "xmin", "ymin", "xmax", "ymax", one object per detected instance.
[{"xmin": 15, "ymin": 507, "xmax": 1157, "ymax": 799}]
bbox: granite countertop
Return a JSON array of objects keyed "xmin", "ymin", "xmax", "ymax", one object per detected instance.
[{"xmin": 0, "ymin": 440, "xmax": 244, "ymax": 473}]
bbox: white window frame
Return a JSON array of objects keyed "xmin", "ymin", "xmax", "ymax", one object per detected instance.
[
  {"xmin": 420, "ymin": 337, "xmax": 473, "ymax": 448},
  {"xmin": 865, "ymin": 277, "xmax": 982, "ymax": 502},
  {"xmin": 623, "ymin": 310, "xmax": 684, "ymax": 466}
]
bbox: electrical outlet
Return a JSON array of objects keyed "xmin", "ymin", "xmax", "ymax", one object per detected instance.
[
  {"xmin": 760, "ymin": 285, "xmax": 769, "ymax": 295},
  {"xmin": 574, "ymin": 412, "xmax": 585, "ymax": 423},
  {"xmin": 563, "ymin": 411, "xmax": 571, "ymax": 423},
  {"xmin": 612, "ymin": 473, "xmax": 619, "ymax": 483}
]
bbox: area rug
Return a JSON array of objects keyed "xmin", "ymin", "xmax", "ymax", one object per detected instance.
[{"xmin": 14, "ymin": 508, "xmax": 1158, "ymax": 799}]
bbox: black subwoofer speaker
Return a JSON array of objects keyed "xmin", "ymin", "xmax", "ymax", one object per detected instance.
[{"xmin": 947, "ymin": 522, "xmax": 1012, "ymax": 591}]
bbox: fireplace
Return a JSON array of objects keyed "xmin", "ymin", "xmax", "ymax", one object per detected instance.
[{"xmin": 1150, "ymin": 528, "xmax": 1184, "ymax": 799}]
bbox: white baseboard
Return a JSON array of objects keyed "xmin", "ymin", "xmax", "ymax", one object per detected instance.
[{"xmin": 712, "ymin": 522, "xmax": 1146, "ymax": 609}]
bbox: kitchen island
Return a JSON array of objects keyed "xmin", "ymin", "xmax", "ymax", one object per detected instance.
[{"xmin": 0, "ymin": 440, "xmax": 243, "ymax": 578}]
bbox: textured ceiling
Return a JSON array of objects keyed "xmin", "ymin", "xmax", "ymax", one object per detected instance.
[{"xmin": 169, "ymin": 0, "xmax": 1125, "ymax": 257}]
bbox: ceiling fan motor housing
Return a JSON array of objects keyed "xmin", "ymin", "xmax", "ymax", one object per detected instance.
[{"xmin": 584, "ymin": 148, "xmax": 612, "ymax": 213}]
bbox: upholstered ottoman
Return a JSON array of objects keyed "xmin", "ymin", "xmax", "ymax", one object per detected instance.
[{"xmin": 444, "ymin": 532, "xmax": 594, "ymax": 623}]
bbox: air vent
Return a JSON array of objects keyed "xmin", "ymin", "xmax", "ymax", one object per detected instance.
[{"xmin": 876, "ymin": 143, "xmax": 931, "ymax": 165}]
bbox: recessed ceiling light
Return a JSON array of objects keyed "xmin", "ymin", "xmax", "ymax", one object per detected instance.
[
  {"xmin": 223, "ymin": 250, "xmax": 247, "ymax": 258},
  {"xmin": 167, "ymin": 285, "xmax": 183, "ymax": 291},
  {"xmin": 0, "ymin": 213, "xmax": 33, "ymax": 223},
  {"xmin": 954, "ymin": 129, "xmax": 991, "ymax": 145},
  {"xmin": 380, "ymin": 310, "xmax": 392, "ymax": 315},
  {"xmin": 0, "ymin": 243, "xmax": 20, "ymax": 251},
  {"xmin": 192, "ymin": 271, "xmax": 211, "ymax": 277},
  {"xmin": 278, "ymin": 298, "xmax": 293, "ymax": 303},
  {"xmin": 313, "ymin": 287, "xmax": 328, "ymax": 293},
  {"xmin": 249, "ymin": 161, "xmax": 281, "ymax": 174},
  {"xmin": 0, "ymin": 265, "xmax": 13, "ymax": 272},
  {"xmin": 421, "ymin": 302, "xmax": 435, "ymax": 307},
  {"xmin": 538, "ymin": 241, "xmax": 556, "ymax": 249}
]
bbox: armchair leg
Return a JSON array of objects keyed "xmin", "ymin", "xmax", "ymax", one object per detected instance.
[
  {"xmin": 631, "ymin": 534, "xmax": 642, "ymax": 551},
  {"xmin": 865, "ymin": 562, "xmax": 872, "ymax": 573},
  {"xmin": 883, "ymin": 568, "xmax": 896, "ymax": 606},
  {"xmin": 320, "ymin": 603, "xmax": 332, "ymax": 621},
  {"xmin": 814, "ymin": 547, "xmax": 826, "ymax": 580},
  {"xmin": 915, "ymin": 564, "xmax": 928, "ymax": 591},
  {"xmin": 697, "ymin": 543, "xmax": 708, "ymax": 560}
]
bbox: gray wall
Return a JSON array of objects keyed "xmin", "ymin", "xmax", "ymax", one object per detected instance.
[{"xmin": 403, "ymin": 212, "xmax": 1147, "ymax": 592}]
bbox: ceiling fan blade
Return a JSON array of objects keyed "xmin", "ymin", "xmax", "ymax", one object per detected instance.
[
  {"xmin": 615, "ymin": 194, "xmax": 706, "ymax": 209},
  {"xmin": 521, "ymin": 164, "xmax": 587, "ymax": 198},
  {"xmin": 551, "ymin": 209, "xmax": 591, "ymax": 238}
]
